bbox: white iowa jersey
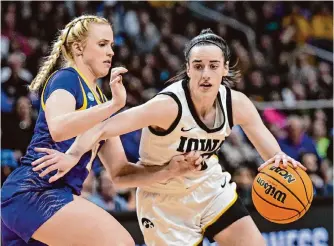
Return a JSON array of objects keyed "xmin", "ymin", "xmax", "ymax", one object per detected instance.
[{"xmin": 139, "ymin": 80, "xmax": 234, "ymax": 193}]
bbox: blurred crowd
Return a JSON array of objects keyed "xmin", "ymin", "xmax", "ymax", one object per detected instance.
[{"xmin": 1, "ymin": 1, "xmax": 333, "ymax": 212}]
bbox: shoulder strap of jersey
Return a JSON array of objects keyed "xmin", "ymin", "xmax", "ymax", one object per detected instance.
[
  {"xmin": 147, "ymin": 91, "xmax": 182, "ymax": 136},
  {"xmin": 224, "ymin": 86, "xmax": 233, "ymax": 129},
  {"xmin": 77, "ymin": 77, "xmax": 88, "ymax": 111}
]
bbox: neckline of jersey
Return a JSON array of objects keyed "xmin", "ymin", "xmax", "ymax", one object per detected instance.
[
  {"xmin": 181, "ymin": 79, "xmax": 226, "ymax": 133},
  {"xmin": 71, "ymin": 66, "xmax": 104, "ymax": 104}
]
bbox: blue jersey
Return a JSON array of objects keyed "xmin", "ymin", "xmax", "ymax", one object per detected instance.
[{"xmin": 18, "ymin": 67, "xmax": 108, "ymax": 195}]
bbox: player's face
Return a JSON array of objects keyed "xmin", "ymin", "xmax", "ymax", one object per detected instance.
[
  {"xmin": 187, "ymin": 45, "xmax": 228, "ymax": 96},
  {"xmin": 82, "ymin": 23, "xmax": 114, "ymax": 78}
]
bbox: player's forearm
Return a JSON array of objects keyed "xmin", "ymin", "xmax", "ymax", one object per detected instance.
[
  {"xmin": 49, "ymin": 100, "xmax": 122, "ymax": 142},
  {"xmin": 111, "ymin": 162, "xmax": 173, "ymax": 188},
  {"xmin": 66, "ymin": 122, "xmax": 106, "ymax": 159}
]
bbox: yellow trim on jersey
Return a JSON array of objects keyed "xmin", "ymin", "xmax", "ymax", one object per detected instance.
[
  {"xmin": 193, "ymin": 191, "xmax": 238, "ymax": 246},
  {"xmin": 77, "ymin": 77, "xmax": 88, "ymax": 110},
  {"xmin": 72, "ymin": 66, "xmax": 104, "ymax": 105},
  {"xmin": 41, "ymin": 71, "xmax": 58, "ymax": 111},
  {"xmin": 40, "ymin": 70, "xmax": 88, "ymax": 111},
  {"xmin": 96, "ymin": 85, "xmax": 107, "ymax": 103}
]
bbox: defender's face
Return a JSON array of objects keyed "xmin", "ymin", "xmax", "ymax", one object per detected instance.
[
  {"xmin": 187, "ymin": 45, "xmax": 228, "ymax": 96},
  {"xmin": 82, "ymin": 23, "xmax": 114, "ymax": 78}
]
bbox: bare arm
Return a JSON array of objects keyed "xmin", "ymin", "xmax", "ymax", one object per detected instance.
[
  {"xmin": 231, "ymin": 90, "xmax": 306, "ymax": 171},
  {"xmin": 231, "ymin": 90, "xmax": 281, "ymax": 161},
  {"xmin": 45, "ymin": 90, "xmax": 122, "ymax": 142},
  {"xmin": 98, "ymin": 137, "xmax": 181, "ymax": 188},
  {"xmin": 66, "ymin": 95, "xmax": 178, "ymax": 159},
  {"xmin": 32, "ymin": 129, "xmax": 202, "ymax": 184},
  {"xmin": 45, "ymin": 67, "xmax": 127, "ymax": 142}
]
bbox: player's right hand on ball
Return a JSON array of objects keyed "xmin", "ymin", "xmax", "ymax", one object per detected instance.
[
  {"xmin": 31, "ymin": 147, "xmax": 80, "ymax": 183},
  {"xmin": 167, "ymin": 151, "xmax": 203, "ymax": 176},
  {"xmin": 110, "ymin": 67, "xmax": 128, "ymax": 109}
]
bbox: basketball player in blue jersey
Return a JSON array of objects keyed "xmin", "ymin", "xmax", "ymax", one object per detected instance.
[
  {"xmin": 32, "ymin": 29, "xmax": 307, "ymax": 245},
  {"xmin": 1, "ymin": 15, "xmax": 203, "ymax": 246}
]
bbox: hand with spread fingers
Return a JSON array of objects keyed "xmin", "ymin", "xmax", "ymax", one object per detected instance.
[
  {"xmin": 258, "ymin": 151, "xmax": 307, "ymax": 171},
  {"xmin": 167, "ymin": 151, "xmax": 203, "ymax": 176},
  {"xmin": 31, "ymin": 148, "xmax": 80, "ymax": 183}
]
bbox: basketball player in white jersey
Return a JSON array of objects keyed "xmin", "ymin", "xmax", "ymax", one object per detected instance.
[{"xmin": 32, "ymin": 29, "xmax": 306, "ymax": 246}]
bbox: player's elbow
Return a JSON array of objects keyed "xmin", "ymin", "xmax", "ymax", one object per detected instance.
[
  {"xmin": 111, "ymin": 175, "xmax": 124, "ymax": 187},
  {"xmin": 49, "ymin": 129, "xmax": 63, "ymax": 142},
  {"xmin": 112, "ymin": 175, "xmax": 134, "ymax": 189},
  {"xmin": 99, "ymin": 122, "xmax": 109, "ymax": 141},
  {"xmin": 49, "ymin": 126, "xmax": 68, "ymax": 142}
]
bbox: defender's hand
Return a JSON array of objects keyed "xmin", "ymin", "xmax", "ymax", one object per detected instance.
[
  {"xmin": 31, "ymin": 148, "xmax": 80, "ymax": 183},
  {"xmin": 167, "ymin": 151, "xmax": 203, "ymax": 176},
  {"xmin": 110, "ymin": 67, "xmax": 128, "ymax": 109}
]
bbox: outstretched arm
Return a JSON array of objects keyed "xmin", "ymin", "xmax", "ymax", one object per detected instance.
[
  {"xmin": 231, "ymin": 90, "xmax": 306, "ymax": 171},
  {"xmin": 98, "ymin": 137, "xmax": 202, "ymax": 188},
  {"xmin": 32, "ymin": 136, "xmax": 202, "ymax": 184},
  {"xmin": 66, "ymin": 95, "xmax": 178, "ymax": 160},
  {"xmin": 31, "ymin": 95, "xmax": 183, "ymax": 183}
]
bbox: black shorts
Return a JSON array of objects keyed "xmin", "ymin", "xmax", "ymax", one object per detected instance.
[{"xmin": 202, "ymin": 197, "xmax": 250, "ymax": 243}]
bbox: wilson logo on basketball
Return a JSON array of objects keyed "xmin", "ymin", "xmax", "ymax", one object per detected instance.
[
  {"xmin": 269, "ymin": 166, "xmax": 296, "ymax": 184},
  {"xmin": 256, "ymin": 177, "xmax": 287, "ymax": 204}
]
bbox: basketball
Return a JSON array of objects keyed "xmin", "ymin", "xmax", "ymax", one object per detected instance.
[{"xmin": 252, "ymin": 162, "xmax": 313, "ymax": 224}]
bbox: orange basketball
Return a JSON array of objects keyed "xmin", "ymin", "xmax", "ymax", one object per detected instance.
[{"xmin": 252, "ymin": 162, "xmax": 313, "ymax": 224}]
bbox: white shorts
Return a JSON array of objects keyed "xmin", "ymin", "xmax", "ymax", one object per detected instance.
[{"xmin": 136, "ymin": 172, "xmax": 249, "ymax": 246}]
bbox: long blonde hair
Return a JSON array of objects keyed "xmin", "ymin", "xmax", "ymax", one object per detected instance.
[{"xmin": 29, "ymin": 15, "xmax": 110, "ymax": 92}]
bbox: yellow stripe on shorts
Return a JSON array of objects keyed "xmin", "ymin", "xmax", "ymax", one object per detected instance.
[{"xmin": 193, "ymin": 191, "xmax": 238, "ymax": 246}]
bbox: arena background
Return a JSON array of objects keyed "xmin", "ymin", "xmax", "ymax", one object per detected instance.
[{"xmin": 1, "ymin": 1, "xmax": 333, "ymax": 246}]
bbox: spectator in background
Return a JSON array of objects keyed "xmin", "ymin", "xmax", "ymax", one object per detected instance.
[
  {"xmin": 318, "ymin": 62, "xmax": 333, "ymax": 99},
  {"xmin": 123, "ymin": 5, "xmax": 140, "ymax": 38},
  {"xmin": 218, "ymin": 128, "xmax": 260, "ymax": 174},
  {"xmin": 2, "ymin": 96, "xmax": 35, "ymax": 155},
  {"xmin": 312, "ymin": 120, "xmax": 330, "ymax": 159},
  {"xmin": 1, "ymin": 96, "xmax": 35, "ymax": 184},
  {"xmin": 133, "ymin": 10, "xmax": 160, "ymax": 54},
  {"xmin": 281, "ymin": 4, "xmax": 312, "ymax": 46},
  {"xmin": 259, "ymin": 35, "xmax": 275, "ymax": 66},
  {"xmin": 2, "ymin": 3, "xmax": 32, "ymax": 56},
  {"xmin": 1, "ymin": 52, "xmax": 32, "ymax": 112},
  {"xmin": 291, "ymin": 80, "xmax": 307, "ymax": 101},
  {"xmin": 245, "ymin": 70, "xmax": 267, "ymax": 102},
  {"xmin": 311, "ymin": 4, "xmax": 333, "ymax": 51},
  {"xmin": 266, "ymin": 73, "xmax": 283, "ymax": 101},
  {"xmin": 89, "ymin": 170, "xmax": 129, "ymax": 212},
  {"xmin": 278, "ymin": 115, "xmax": 321, "ymax": 163},
  {"xmin": 301, "ymin": 152, "xmax": 332, "ymax": 196}
]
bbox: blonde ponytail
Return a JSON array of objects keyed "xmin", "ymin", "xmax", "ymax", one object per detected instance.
[
  {"xmin": 29, "ymin": 37, "xmax": 63, "ymax": 91},
  {"xmin": 29, "ymin": 15, "xmax": 110, "ymax": 92}
]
